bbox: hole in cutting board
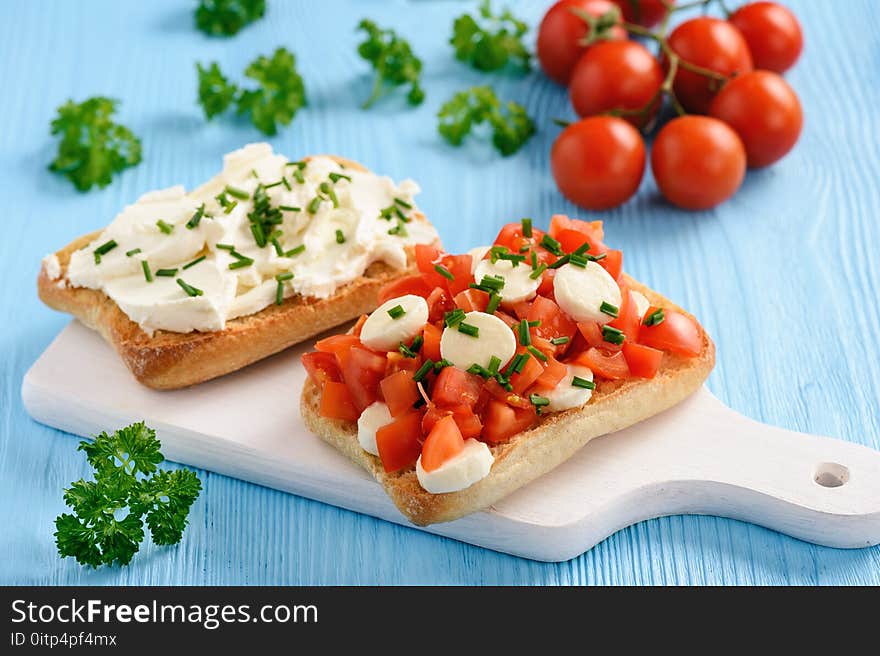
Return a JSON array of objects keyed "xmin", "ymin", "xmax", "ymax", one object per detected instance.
[{"xmin": 814, "ymin": 462, "xmax": 849, "ymax": 488}]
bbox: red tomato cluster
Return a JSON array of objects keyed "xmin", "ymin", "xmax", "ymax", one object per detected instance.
[{"xmin": 538, "ymin": 0, "xmax": 804, "ymax": 211}]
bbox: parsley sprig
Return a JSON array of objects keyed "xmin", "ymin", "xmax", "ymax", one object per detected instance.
[
  {"xmin": 195, "ymin": 0, "xmax": 265, "ymax": 37},
  {"xmin": 197, "ymin": 47, "xmax": 307, "ymax": 135},
  {"xmin": 438, "ymin": 86, "xmax": 535, "ymax": 156},
  {"xmin": 450, "ymin": 0, "xmax": 530, "ymax": 73},
  {"xmin": 48, "ymin": 97, "xmax": 142, "ymax": 192},
  {"xmin": 357, "ymin": 19, "xmax": 425, "ymax": 109},
  {"xmin": 54, "ymin": 422, "xmax": 201, "ymax": 568}
]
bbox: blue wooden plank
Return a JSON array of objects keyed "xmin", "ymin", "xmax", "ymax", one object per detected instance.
[{"xmin": 1, "ymin": 0, "xmax": 878, "ymax": 585}]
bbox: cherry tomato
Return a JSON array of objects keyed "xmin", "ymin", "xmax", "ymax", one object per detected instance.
[
  {"xmin": 651, "ymin": 116, "xmax": 746, "ymax": 210},
  {"xmin": 729, "ymin": 1, "xmax": 803, "ymax": 73},
  {"xmin": 709, "ymin": 71, "xmax": 803, "ymax": 168},
  {"xmin": 537, "ymin": 0, "xmax": 627, "ymax": 85},
  {"xmin": 667, "ymin": 17, "xmax": 753, "ymax": 114},
  {"xmin": 551, "ymin": 117, "xmax": 646, "ymax": 210},
  {"xmin": 569, "ymin": 40, "xmax": 664, "ymax": 128},
  {"xmin": 612, "ymin": 0, "xmax": 673, "ymax": 27}
]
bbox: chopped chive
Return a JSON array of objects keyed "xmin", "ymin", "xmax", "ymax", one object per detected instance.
[
  {"xmin": 457, "ymin": 322, "xmax": 480, "ymax": 337},
  {"xmin": 155, "ymin": 268, "xmax": 178, "ymax": 277},
  {"xmin": 388, "ymin": 219, "xmax": 408, "ymax": 236},
  {"xmin": 187, "ymin": 204, "xmax": 208, "ymax": 229},
  {"xmin": 503, "ymin": 353, "xmax": 523, "ymax": 376},
  {"xmin": 279, "ymin": 205, "xmax": 301, "ymax": 212},
  {"xmin": 394, "ymin": 206, "xmax": 408, "ymax": 222},
  {"xmin": 141, "ymin": 260, "xmax": 153, "ymax": 282},
  {"xmin": 572, "ymin": 376, "xmax": 596, "ymax": 390},
  {"xmin": 518, "ymin": 319, "xmax": 531, "ymax": 346},
  {"xmin": 467, "ymin": 364, "xmax": 490, "ymax": 378},
  {"xmin": 521, "ymin": 218, "xmax": 532, "ymax": 238},
  {"xmin": 250, "ymin": 223, "xmax": 266, "ymax": 248},
  {"xmin": 224, "ymin": 185, "xmax": 249, "ymax": 200},
  {"xmin": 600, "ymin": 301, "xmax": 620, "ymax": 318},
  {"xmin": 307, "ymin": 197, "xmax": 322, "ymax": 214},
  {"xmin": 229, "ymin": 249, "xmax": 250, "ymax": 260},
  {"xmin": 529, "ymin": 263, "xmax": 547, "ymax": 280},
  {"xmin": 228, "ymin": 257, "xmax": 254, "ymax": 270},
  {"xmin": 275, "ymin": 271, "xmax": 294, "ymax": 282},
  {"xmin": 602, "ymin": 325, "xmax": 626, "ymax": 345},
  {"xmin": 527, "ymin": 345, "xmax": 547, "ymax": 361},
  {"xmin": 156, "ymin": 220, "xmax": 174, "ymax": 235},
  {"xmin": 529, "ymin": 320, "xmax": 541, "ymax": 327},
  {"xmin": 550, "ymin": 336, "xmax": 570, "ymax": 345},
  {"xmin": 275, "ymin": 280, "xmax": 285, "ymax": 305},
  {"xmin": 413, "ymin": 359, "xmax": 434, "ymax": 383},
  {"xmin": 394, "ymin": 197, "xmax": 412, "ymax": 209},
  {"xmin": 487, "ymin": 355, "xmax": 501, "ymax": 375},
  {"xmin": 223, "ymin": 200, "xmax": 238, "ymax": 214},
  {"xmin": 285, "ymin": 160, "xmax": 307, "ymax": 169},
  {"xmin": 293, "ymin": 168, "xmax": 305, "ymax": 184},
  {"xmin": 587, "ymin": 252, "xmax": 607, "ymax": 262},
  {"xmin": 410, "ymin": 335, "xmax": 424, "ymax": 352},
  {"xmin": 548, "ymin": 254, "xmax": 570, "ymax": 269},
  {"xmin": 434, "ymin": 264, "xmax": 454, "ymax": 280},
  {"xmin": 319, "ymin": 182, "xmax": 339, "ymax": 208},
  {"xmin": 329, "ymin": 172, "xmax": 352, "ymax": 184},
  {"xmin": 125, "ymin": 248, "xmax": 142, "ymax": 257},
  {"xmin": 215, "ymin": 243, "xmax": 235, "ymax": 251},
  {"xmin": 444, "ymin": 309, "xmax": 466, "ymax": 327},
  {"xmin": 574, "ymin": 241, "xmax": 591, "ymax": 256},
  {"xmin": 398, "ymin": 342, "xmax": 417, "ymax": 358},
  {"xmin": 530, "ymin": 251, "xmax": 538, "ymax": 269},
  {"xmin": 251, "ymin": 169, "xmax": 259, "ymax": 179},
  {"xmin": 183, "ymin": 255, "xmax": 206, "ymax": 270},
  {"xmin": 281, "ymin": 176, "xmax": 291, "ymax": 191},
  {"xmin": 176, "ymin": 278, "xmax": 203, "ymax": 297},
  {"xmin": 569, "ymin": 253, "xmax": 589, "ymax": 268},
  {"xmin": 93, "ymin": 240, "xmax": 118, "ymax": 263},
  {"xmin": 263, "ymin": 179, "xmax": 283, "ymax": 189},
  {"xmin": 519, "ymin": 244, "xmax": 531, "ymax": 253},
  {"xmin": 478, "ymin": 274, "xmax": 505, "ymax": 291},
  {"xmin": 530, "ymin": 393, "xmax": 550, "ymax": 407},
  {"xmin": 485, "ymin": 292, "xmax": 501, "ymax": 314},
  {"xmin": 271, "ymin": 237, "xmax": 284, "ymax": 256},
  {"xmin": 644, "ymin": 308, "xmax": 665, "ymax": 326},
  {"xmin": 387, "ymin": 305, "xmax": 406, "ymax": 319},
  {"xmin": 434, "ymin": 359, "xmax": 453, "ymax": 371},
  {"xmin": 540, "ymin": 234, "xmax": 563, "ymax": 256},
  {"xmin": 284, "ymin": 244, "xmax": 306, "ymax": 258},
  {"xmin": 513, "ymin": 351, "xmax": 529, "ymax": 373},
  {"xmin": 335, "ymin": 229, "xmax": 345, "ymax": 244}
]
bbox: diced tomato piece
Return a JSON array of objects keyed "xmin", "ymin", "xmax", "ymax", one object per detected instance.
[
  {"xmin": 600, "ymin": 249, "xmax": 623, "ymax": 280},
  {"xmin": 531, "ymin": 335, "xmax": 556, "ymax": 358},
  {"xmin": 535, "ymin": 354, "xmax": 567, "ymax": 389},
  {"xmin": 302, "ymin": 351, "xmax": 342, "ymax": 388},
  {"xmin": 315, "ymin": 334, "xmax": 360, "ymax": 357},
  {"xmin": 380, "ymin": 370, "xmax": 421, "ymax": 417},
  {"xmin": 484, "ymin": 378, "xmax": 532, "ymax": 409},
  {"xmin": 319, "ymin": 381, "xmax": 359, "ymax": 422},
  {"xmin": 422, "ymin": 323, "xmax": 442, "ymax": 362},
  {"xmin": 385, "ymin": 351, "xmax": 422, "ymax": 377},
  {"xmin": 421, "ymin": 404, "xmax": 483, "ymax": 440},
  {"xmin": 351, "ymin": 314, "xmax": 368, "ymax": 337},
  {"xmin": 509, "ymin": 350, "xmax": 544, "ymax": 395},
  {"xmin": 638, "ymin": 309, "xmax": 703, "ymax": 357},
  {"xmin": 528, "ymin": 295, "xmax": 577, "ymax": 344},
  {"xmin": 375, "ymin": 411, "xmax": 424, "ymax": 473},
  {"xmin": 622, "ymin": 342, "xmax": 663, "ymax": 379},
  {"xmin": 493, "ymin": 222, "xmax": 546, "ymax": 254},
  {"xmin": 454, "ymin": 288, "xmax": 489, "ymax": 313},
  {"xmin": 511, "ymin": 300, "xmax": 532, "ymax": 320},
  {"xmin": 574, "ymin": 347, "xmax": 630, "ymax": 380},
  {"xmin": 415, "ymin": 243, "xmax": 442, "ymax": 274},
  {"xmin": 494, "ymin": 310, "xmax": 518, "ymax": 328},
  {"xmin": 549, "ymin": 215, "xmax": 605, "ymax": 246},
  {"xmin": 481, "ymin": 400, "xmax": 537, "ymax": 444},
  {"xmin": 577, "ymin": 320, "xmax": 621, "ymax": 351},
  {"xmin": 537, "ymin": 268, "xmax": 555, "ymax": 298},
  {"xmin": 420, "ymin": 415, "xmax": 466, "ymax": 472},
  {"xmin": 342, "ymin": 346, "xmax": 387, "ymax": 411},
  {"xmin": 432, "ymin": 366, "xmax": 483, "ymax": 408},
  {"xmin": 556, "ymin": 228, "xmax": 594, "ymax": 254},
  {"xmin": 378, "ymin": 275, "xmax": 432, "ymax": 305},
  {"xmin": 442, "ymin": 254, "xmax": 474, "ymax": 296},
  {"xmin": 608, "ymin": 286, "xmax": 640, "ymax": 343},
  {"xmin": 426, "ymin": 286, "xmax": 454, "ymax": 323}
]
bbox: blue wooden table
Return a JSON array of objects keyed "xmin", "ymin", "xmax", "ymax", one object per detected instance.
[{"xmin": 2, "ymin": 0, "xmax": 878, "ymax": 585}]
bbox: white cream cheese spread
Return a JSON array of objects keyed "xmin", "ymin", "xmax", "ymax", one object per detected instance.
[{"xmin": 62, "ymin": 143, "xmax": 438, "ymax": 335}]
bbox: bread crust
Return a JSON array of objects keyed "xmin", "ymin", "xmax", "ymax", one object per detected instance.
[
  {"xmin": 300, "ymin": 275, "xmax": 715, "ymax": 526},
  {"xmin": 37, "ymin": 156, "xmax": 436, "ymax": 390}
]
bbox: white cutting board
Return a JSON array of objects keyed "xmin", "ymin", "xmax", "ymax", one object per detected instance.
[{"xmin": 22, "ymin": 320, "xmax": 880, "ymax": 561}]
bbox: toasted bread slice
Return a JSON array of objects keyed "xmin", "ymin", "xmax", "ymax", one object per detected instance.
[
  {"xmin": 300, "ymin": 274, "xmax": 715, "ymax": 526},
  {"xmin": 38, "ymin": 156, "xmax": 436, "ymax": 390}
]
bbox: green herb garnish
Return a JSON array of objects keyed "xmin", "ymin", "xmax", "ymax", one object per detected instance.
[
  {"xmin": 434, "ymin": 264, "xmax": 454, "ymax": 280},
  {"xmin": 183, "ymin": 255, "xmax": 206, "ymax": 270},
  {"xmin": 335, "ymin": 229, "xmax": 346, "ymax": 244},
  {"xmin": 644, "ymin": 308, "xmax": 665, "ymax": 326},
  {"xmin": 529, "ymin": 393, "xmax": 550, "ymax": 407},
  {"xmin": 600, "ymin": 301, "xmax": 619, "ymax": 318},
  {"xmin": 518, "ymin": 318, "xmax": 531, "ymax": 346},
  {"xmin": 126, "ymin": 248, "xmax": 142, "ymax": 257},
  {"xmin": 187, "ymin": 203, "xmax": 210, "ymax": 229},
  {"xmin": 485, "ymin": 292, "xmax": 501, "ymax": 314},
  {"xmin": 444, "ymin": 308, "xmax": 466, "ymax": 327},
  {"xmin": 388, "ymin": 305, "xmax": 406, "ymax": 319},
  {"xmin": 450, "ymin": 0, "xmax": 530, "ymax": 72},
  {"xmin": 176, "ymin": 279, "xmax": 204, "ymax": 297},
  {"xmin": 357, "ymin": 19, "xmax": 425, "ymax": 109},
  {"xmin": 458, "ymin": 322, "xmax": 480, "ymax": 337},
  {"xmin": 93, "ymin": 240, "xmax": 117, "ymax": 264},
  {"xmin": 413, "ymin": 359, "xmax": 434, "ymax": 383},
  {"xmin": 572, "ymin": 376, "xmax": 596, "ymax": 390},
  {"xmin": 521, "ymin": 218, "xmax": 532, "ymax": 237},
  {"xmin": 550, "ymin": 336, "xmax": 570, "ymax": 345},
  {"xmin": 437, "ymin": 86, "xmax": 535, "ymax": 156},
  {"xmin": 284, "ymin": 244, "xmax": 306, "ymax": 258},
  {"xmin": 141, "ymin": 260, "xmax": 153, "ymax": 282},
  {"xmin": 602, "ymin": 325, "xmax": 625, "ymax": 345},
  {"xmin": 195, "ymin": 0, "xmax": 265, "ymax": 37},
  {"xmin": 527, "ymin": 345, "xmax": 547, "ymax": 361},
  {"xmin": 155, "ymin": 268, "xmax": 178, "ymax": 277},
  {"xmin": 156, "ymin": 220, "xmax": 174, "ymax": 235},
  {"xmin": 540, "ymin": 234, "xmax": 563, "ymax": 256},
  {"xmin": 54, "ymin": 422, "xmax": 201, "ymax": 568},
  {"xmin": 329, "ymin": 172, "xmax": 352, "ymax": 184}
]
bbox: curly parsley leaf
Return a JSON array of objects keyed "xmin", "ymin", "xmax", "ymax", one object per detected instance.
[
  {"xmin": 236, "ymin": 47, "xmax": 307, "ymax": 135},
  {"xmin": 450, "ymin": 0, "xmax": 530, "ymax": 73},
  {"xmin": 438, "ymin": 86, "xmax": 535, "ymax": 156},
  {"xmin": 48, "ymin": 97, "xmax": 142, "ymax": 192},
  {"xmin": 197, "ymin": 62, "xmax": 239, "ymax": 118},
  {"xmin": 357, "ymin": 19, "xmax": 425, "ymax": 109},
  {"xmin": 195, "ymin": 0, "xmax": 266, "ymax": 37},
  {"xmin": 54, "ymin": 422, "xmax": 202, "ymax": 568}
]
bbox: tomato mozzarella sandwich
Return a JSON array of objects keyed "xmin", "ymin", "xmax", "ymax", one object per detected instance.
[
  {"xmin": 301, "ymin": 215, "xmax": 715, "ymax": 525},
  {"xmin": 38, "ymin": 144, "xmax": 439, "ymax": 389}
]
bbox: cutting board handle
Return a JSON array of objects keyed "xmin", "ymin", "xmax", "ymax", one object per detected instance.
[{"xmin": 669, "ymin": 388, "xmax": 880, "ymax": 548}]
